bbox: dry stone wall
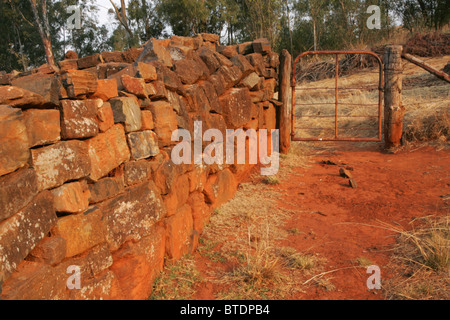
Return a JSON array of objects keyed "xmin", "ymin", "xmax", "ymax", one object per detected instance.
[{"xmin": 0, "ymin": 34, "xmax": 280, "ymax": 300}]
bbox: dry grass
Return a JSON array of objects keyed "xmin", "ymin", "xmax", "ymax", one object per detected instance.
[
  {"xmin": 383, "ymin": 216, "xmax": 450, "ymax": 300},
  {"xmin": 278, "ymin": 247, "xmax": 321, "ymax": 270},
  {"xmin": 195, "ymin": 146, "xmax": 320, "ymax": 300},
  {"xmin": 355, "ymin": 257, "xmax": 375, "ymax": 268},
  {"xmin": 261, "ymin": 175, "xmax": 280, "ymax": 185},
  {"xmin": 149, "ymin": 256, "xmax": 203, "ymax": 300},
  {"xmin": 294, "ymin": 54, "xmax": 450, "ymax": 145}
]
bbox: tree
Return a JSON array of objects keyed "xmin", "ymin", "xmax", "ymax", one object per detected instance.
[
  {"xmin": 29, "ymin": 0, "xmax": 58, "ymax": 70},
  {"xmin": 392, "ymin": 0, "xmax": 450, "ymax": 31},
  {"xmin": 156, "ymin": 0, "xmax": 225, "ymax": 37}
]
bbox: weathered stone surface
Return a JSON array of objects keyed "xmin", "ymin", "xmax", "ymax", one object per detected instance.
[
  {"xmin": 88, "ymin": 175, "xmax": 124, "ymax": 204},
  {"xmin": 0, "ymin": 261, "xmax": 68, "ymax": 300},
  {"xmin": 187, "ymin": 166, "xmax": 208, "ymax": 193},
  {"xmin": 65, "ymin": 50, "xmax": 79, "ymax": 60},
  {"xmin": 26, "ymin": 236, "xmax": 66, "ymax": 266},
  {"xmin": 2, "ymin": 242, "xmax": 116, "ymax": 300},
  {"xmin": 23, "ymin": 109, "xmax": 60, "ymax": 147},
  {"xmin": 206, "ymin": 113, "xmax": 227, "ymax": 138},
  {"xmin": 219, "ymin": 88, "xmax": 253, "ymax": 128},
  {"xmin": 201, "ymin": 33, "xmax": 220, "ymax": 43},
  {"xmin": 203, "ymin": 41, "xmax": 217, "ymax": 51},
  {"xmin": 208, "ymin": 73, "xmax": 226, "ymax": 96},
  {"xmin": 59, "ymin": 59, "xmax": 78, "ymax": 71},
  {"xmin": 69, "ymin": 270, "xmax": 122, "ymax": 300},
  {"xmin": 263, "ymin": 78, "xmax": 277, "ymax": 100},
  {"xmin": 122, "ymin": 47, "xmax": 144, "ymax": 63},
  {"xmin": 203, "ymin": 169, "xmax": 237, "ymax": 208},
  {"xmin": 173, "ymin": 59, "xmax": 203, "ymax": 84},
  {"xmin": 121, "ymin": 75, "xmax": 148, "ymax": 98},
  {"xmin": 253, "ymin": 38, "xmax": 271, "ymax": 54},
  {"xmin": 239, "ymin": 72, "xmax": 261, "ymax": 90},
  {"xmin": 77, "ymin": 54, "xmax": 104, "ymax": 69},
  {"xmin": 97, "ymin": 102, "xmax": 115, "ymax": 133},
  {"xmin": 63, "ymin": 243, "xmax": 113, "ymax": 281},
  {"xmin": 0, "ymin": 191, "xmax": 57, "ymax": 285},
  {"xmin": 265, "ymin": 51, "xmax": 280, "ymax": 68},
  {"xmin": 123, "ymin": 160, "xmax": 154, "ymax": 186},
  {"xmin": 163, "ymin": 174, "xmax": 190, "ymax": 217},
  {"xmin": 127, "ymin": 130, "xmax": 160, "ymax": 160},
  {"xmin": 169, "ymin": 44, "xmax": 193, "ymax": 61},
  {"xmin": 107, "ymin": 62, "xmax": 157, "ymax": 90},
  {"xmin": 110, "ymin": 226, "xmax": 165, "ymax": 299},
  {"xmin": 199, "ymin": 81, "xmax": 221, "ymax": 114},
  {"xmin": 0, "ymin": 106, "xmax": 30, "ymax": 177},
  {"xmin": 165, "ymin": 204, "xmax": 194, "ymax": 260},
  {"xmin": 198, "ymin": 46, "xmax": 221, "ymax": 73},
  {"xmin": 237, "ymin": 41, "xmax": 253, "ymax": 55},
  {"xmin": 51, "ymin": 206, "xmax": 106, "ymax": 258},
  {"xmin": 146, "ymin": 80, "xmax": 169, "ymax": 100},
  {"xmin": 11, "ymin": 73, "xmax": 59, "ymax": 105},
  {"xmin": 141, "ymin": 110, "xmax": 154, "ymax": 130},
  {"xmin": 150, "ymin": 61, "xmax": 185, "ymax": 94},
  {"xmin": 249, "ymin": 89, "xmax": 265, "ymax": 103},
  {"xmin": 263, "ymin": 103, "xmax": 277, "ymax": 130},
  {"xmin": 215, "ymin": 65, "xmax": 243, "ymax": 89},
  {"xmin": 188, "ymin": 192, "xmax": 210, "ymax": 234},
  {"xmin": 171, "ymin": 35, "xmax": 201, "ymax": 50},
  {"xmin": 231, "ymin": 54, "xmax": 255, "ymax": 77},
  {"xmin": 100, "ymin": 181, "xmax": 166, "ymax": 251},
  {"xmin": 86, "ymin": 124, "xmax": 130, "ymax": 181},
  {"xmin": 218, "ymin": 45, "xmax": 238, "ymax": 58},
  {"xmin": 96, "ymin": 62, "xmax": 130, "ymax": 79},
  {"xmin": 246, "ymin": 53, "xmax": 267, "ymax": 77},
  {"xmin": 265, "ymin": 68, "xmax": 278, "ymax": 79},
  {"xmin": 31, "ymin": 140, "xmax": 91, "ymax": 190},
  {"xmin": 91, "ymin": 79, "xmax": 118, "ymax": 101},
  {"xmin": 60, "ymin": 70, "xmax": 98, "ymax": 99},
  {"xmin": 133, "ymin": 62, "xmax": 157, "ymax": 82},
  {"xmin": 0, "ymin": 167, "xmax": 38, "ymax": 223},
  {"xmin": 147, "ymin": 101, "xmax": 178, "ymax": 147},
  {"xmin": 137, "ymin": 38, "xmax": 173, "ymax": 67},
  {"xmin": 110, "ymin": 97, "xmax": 142, "ymax": 132},
  {"xmin": 60, "ymin": 99, "xmax": 99, "ymax": 139},
  {"xmin": 51, "ymin": 181, "xmax": 90, "ymax": 213},
  {"xmin": 0, "ymin": 86, "xmax": 47, "ymax": 108},
  {"xmin": 154, "ymin": 160, "xmax": 183, "ymax": 195},
  {"xmin": 184, "ymin": 84, "xmax": 211, "ymax": 114},
  {"xmin": 101, "ymin": 51, "xmax": 126, "ymax": 63}
]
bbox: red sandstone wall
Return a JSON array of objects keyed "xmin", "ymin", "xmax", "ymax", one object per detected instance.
[{"xmin": 0, "ymin": 34, "xmax": 280, "ymax": 300}]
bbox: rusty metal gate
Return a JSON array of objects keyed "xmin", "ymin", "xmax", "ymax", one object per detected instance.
[{"xmin": 291, "ymin": 51, "xmax": 383, "ymax": 142}]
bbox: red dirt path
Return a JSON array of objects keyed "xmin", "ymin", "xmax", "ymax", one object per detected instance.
[{"xmin": 192, "ymin": 143, "xmax": 450, "ymax": 300}]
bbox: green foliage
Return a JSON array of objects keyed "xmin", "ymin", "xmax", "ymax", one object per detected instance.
[
  {"xmin": 156, "ymin": 0, "xmax": 225, "ymax": 36},
  {"xmin": 1, "ymin": 0, "xmax": 448, "ymax": 73},
  {"xmin": 391, "ymin": 0, "xmax": 450, "ymax": 31}
]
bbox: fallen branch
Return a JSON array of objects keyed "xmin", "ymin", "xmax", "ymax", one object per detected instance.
[{"xmin": 401, "ymin": 53, "xmax": 450, "ymax": 83}]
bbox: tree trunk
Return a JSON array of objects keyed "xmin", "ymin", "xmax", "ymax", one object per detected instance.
[
  {"xmin": 29, "ymin": 0, "xmax": 58, "ymax": 71},
  {"xmin": 384, "ymin": 45, "xmax": 405, "ymax": 149},
  {"xmin": 278, "ymin": 49, "xmax": 292, "ymax": 154}
]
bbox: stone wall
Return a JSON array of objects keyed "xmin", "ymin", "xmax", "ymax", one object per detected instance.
[{"xmin": 0, "ymin": 34, "xmax": 280, "ymax": 300}]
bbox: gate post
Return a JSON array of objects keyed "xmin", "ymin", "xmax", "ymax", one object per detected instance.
[
  {"xmin": 278, "ymin": 49, "xmax": 292, "ymax": 154},
  {"xmin": 384, "ymin": 45, "xmax": 405, "ymax": 149}
]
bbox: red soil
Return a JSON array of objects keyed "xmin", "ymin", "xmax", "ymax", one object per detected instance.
[{"xmin": 192, "ymin": 143, "xmax": 450, "ymax": 300}]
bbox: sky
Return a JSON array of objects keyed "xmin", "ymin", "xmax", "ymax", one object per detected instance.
[{"xmin": 96, "ymin": 0, "xmax": 116, "ymax": 25}]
